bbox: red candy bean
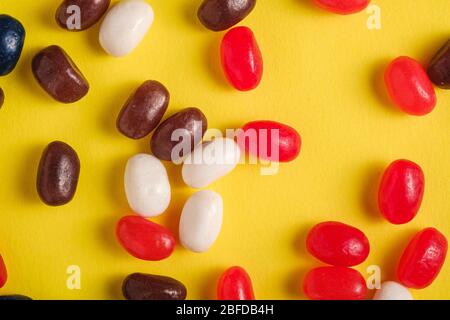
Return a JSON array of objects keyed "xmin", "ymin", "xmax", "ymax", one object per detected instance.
[
  {"xmin": 0, "ymin": 255, "xmax": 6, "ymax": 288},
  {"xmin": 378, "ymin": 159, "xmax": 424, "ymax": 225},
  {"xmin": 238, "ymin": 120, "xmax": 301, "ymax": 162},
  {"xmin": 303, "ymin": 266, "xmax": 367, "ymax": 300},
  {"xmin": 217, "ymin": 266, "xmax": 255, "ymax": 300},
  {"xmin": 116, "ymin": 216, "xmax": 175, "ymax": 261},
  {"xmin": 306, "ymin": 221, "xmax": 370, "ymax": 267},
  {"xmin": 221, "ymin": 26, "xmax": 263, "ymax": 91},
  {"xmin": 384, "ymin": 56, "xmax": 436, "ymax": 116},
  {"xmin": 313, "ymin": 0, "xmax": 370, "ymax": 15},
  {"xmin": 397, "ymin": 228, "xmax": 447, "ymax": 289}
]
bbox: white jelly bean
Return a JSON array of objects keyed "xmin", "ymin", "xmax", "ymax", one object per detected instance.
[
  {"xmin": 179, "ymin": 190, "xmax": 223, "ymax": 253},
  {"xmin": 373, "ymin": 281, "xmax": 413, "ymax": 300},
  {"xmin": 99, "ymin": 0, "xmax": 154, "ymax": 57},
  {"xmin": 182, "ymin": 137, "xmax": 240, "ymax": 189},
  {"xmin": 124, "ymin": 154, "xmax": 170, "ymax": 217}
]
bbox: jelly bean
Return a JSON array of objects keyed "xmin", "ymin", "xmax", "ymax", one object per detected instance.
[
  {"xmin": 0, "ymin": 295, "xmax": 32, "ymax": 300},
  {"xmin": 117, "ymin": 80, "xmax": 170, "ymax": 139},
  {"xmin": 397, "ymin": 228, "xmax": 447, "ymax": 289},
  {"xmin": 179, "ymin": 190, "xmax": 223, "ymax": 253},
  {"xmin": 221, "ymin": 26, "xmax": 263, "ymax": 91},
  {"xmin": 37, "ymin": 141, "xmax": 80, "ymax": 206},
  {"xmin": 123, "ymin": 273, "xmax": 187, "ymax": 300},
  {"xmin": 306, "ymin": 221, "xmax": 370, "ymax": 267},
  {"xmin": 427, "ymin": 39, "xmax": 450, "ymax": 89},
  {"xmin": 151, "ymin": 108, "xmax": 208, "ymax": 162},
  {"xmin": 217, "ymin": 266, "xmax": 255, "ymax": 300},
  {"xmin": 238, "ymin": 120, "xmax": 301, "ymax": 162},
  {"xmin": 198, "ymin": 0, "xmax": 257, "ymax": 32},
  {"xmin": 124, "ymin": 154, "xmax": 170, "ymax": 217},
  {"xmin": 384, "ymin": 56, "xmax": 436, "ymax": 116},
  {"xmin": 373, "ymin": 281, "xmax": 413, "ymax": 300},
  {"xmin": 182, "ymin": 138, "xmax": 240, "ymax": 189},
  {"xmin": 313, "ymin": 0, "xmax": 370, "ymax": 15},
  {"xmin": 378, "ymin": 159, "xmax": 424, "ymax": 225},
  {"xmin": 0, "ymin": 87, "xmax": 4, "ymax": 108},
  {"xmin": 99, "ymin": 0, "xmax": 153, "ymax": 57},
  {"xmin": 56, "ymin": 0, "xmax": 111, "ymax": 31},
  {"xmin": 0, "ymin": 254, "xmax": 6, "ymax": 288},
  {"xmin": 0, "ymin": 15, "xmax": 25, "ymax": 76},
  {"xmin": 116, "ymin": 216, "xmax": 175, "ymax": 261},
  {"xmin": 32, "ymin": 45, "xmax": 89, "ymax": 103},
  {"xmin": 303, "ymin": 266, "xmax": 367, "ymax": 300}
]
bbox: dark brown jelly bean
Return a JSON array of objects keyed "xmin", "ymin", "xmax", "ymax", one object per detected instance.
[
  {"xmin": 427, "ymin": 39, "xmax": 450, "ymax": 89},
  {"xmin": 198, "ymin": 0, "xmax": 257, "ymax": 31},
  {"xmin": 122, "ymin": 273, "xmax": 187, "ymax": 300},
  {"xmin": 150, "ymin": 107, "xmax": 207, "ymax": 161},
  {"xmin": 37, "ymin": 141, "xmax": 80, "ymax": 206},
  {"xmin": 0, "ymin": 87, "xmax": 4, "ymax": 109},
  {"xmin": 56, "ymin": 0, "xmax": 111, "ymax": 31},
  {"xmin": 32, "ymin": 45, "xmax": 89, "ymax": 103},
  {"xmin": 116, "ymin": 80, "xmax": 170, "ymax": 139}
]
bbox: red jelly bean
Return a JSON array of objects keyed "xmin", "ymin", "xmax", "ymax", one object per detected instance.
[
  {"xmin": 221, "ymin": 26, "xmax": 263, "ymax": 91},
  {"xmin": 238, "ymin": 120, "xmax": 301, "ymax": 162},
  {"xmin": 384, "ymin": 56, "xmax": 437, "ymax": 116},
  {"xmin": 313, "ymin": 0, "xmax": 370, "ymax": 15},
  {"xmin": 0, "ymin": 255, "xmax": 6, "ymax": 288},
  {"xmin": 306, "ymin": 221, "xmax": 370, "ymax": 267},
  {"xmin": 116, "ymin": 216, "xmax": 175, "ymax": 261},
  {"xmin": 303, "ymin": 266, "xmax": 367, "ymax": 300},
  {"xmin": 217, "ymin": 266, "xmax": 255, "ymax": 300},
  {"xmin": 397, "ymin": 228, "xmax": 447, "ymax": 289},
  {"xmin": 378, "ymin": 159, "xmax": 425, "ymax": 225}
]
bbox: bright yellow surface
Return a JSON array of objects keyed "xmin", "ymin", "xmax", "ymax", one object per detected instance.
[{"xmin": 0, "ymin": 0, "xmax": 449, "ymax": 300}]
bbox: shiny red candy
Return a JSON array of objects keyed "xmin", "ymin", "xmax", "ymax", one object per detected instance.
[
  {"xmin": 303, "ymin": 266, "xmax": 367, "ymax": 300},
  {"xmin": 313, "ymin": 0, "xmax": 370, "ymax": 15},
  {"xmin": 0, "ymin": 255, "xmax": 6, "ymax": 288},
  {"xmin": 397, "ymin": 228, "xmax": 447, "ymax": 289},
  {"xmin": 306, "ymin": 221, "xmax": 370, "ymax": 267},
  {"xmin": 116, "ymin": 216, "xmax": 175, "ymax": 261},
  {"xmin": 217, "ymin": 266, "xmax": 255, "ymax": 300},
  {"xmin": 221, "ymin": 26, "xmax": 263, "ymax": 91},
  {"xmin": 378, "ymin": 159, "xmax": 424, "ymax": 225},
  {"xmin": 384, "ymin": 56, "xmax": 436, "ymax": 116},
  {"xmin": 239, "ymin": 121, "xmax": 301, "ymax": 162}
]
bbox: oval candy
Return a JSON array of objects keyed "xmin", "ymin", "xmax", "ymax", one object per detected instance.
[
  {"xmin": 123, "ymin": 273, "xmax": 187, "ymax": 300},
  {"xmin": 373, "ymin": 281, "xmax": 413, "ymax": 300},
  {"xmin": 427, "ymin": 39, "xmax": 450, "ymax": 89},
  {"xmin": 56, "ymin": 0, "xmax": 111, "ymax": 31},
  {"xmin": 0, "ymin": 295, "xmax": 32, "ymax": 300},
  {"xmin": 313, "ymin": 0, "xmax": 370, "ymax": 15},
  {"xmin": 0, "ymin": 255, "xmax": 6, "ymax": 288},
  {"xmin": 0, "ymin": 15, "xmax": 25, "ymax": 76},
  {"xmin": 217, "ymin": 266, "xmax": 255, "ymax": 300},
  {"xmin": 0, "ymin": 87, "xmax": 4, "ymax": 108},
  {"xmin": 197, "ymin": 0, "xmax": 257, "ymax": 31}
]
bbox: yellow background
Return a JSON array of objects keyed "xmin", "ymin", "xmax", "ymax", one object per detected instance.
[{"xmin": 0, "ymin": 0, "xmax": 449, "ymax": 300}]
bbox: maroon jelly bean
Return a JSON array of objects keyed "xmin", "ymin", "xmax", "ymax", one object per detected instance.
[
  {"xmin": 56, "ymin": 0, "xmax": 111, "ymax": 31},
  {"xmin": 122, "ymin": 273, "xmax": 187, "ymax": 300},
  {"xmin": 427, "ymin": 39, "xmax": 450, "ymax": 89},
  {"xmin": 0, "ymin": 87, "xmax": 4, "ymax": 109}
]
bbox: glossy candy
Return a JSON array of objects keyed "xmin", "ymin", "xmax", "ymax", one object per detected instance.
[
  {"xmin": 217, "ymin": 266, "xmax": 255, "ymax": 300},
  {"xmin": 221, "ymin": 26, "xmax": 263, "ymax": 91},
  {"xmin": 151, "ymin": 108, "xmax": 207, "ymax": 162},
  {"xmin": 313, "ymin": 0, "xmax": 370, "ymax": 14},
  {"xmin": 0, "ymin": 87, "xmax": 4, "ymax": 108},
  {"xmin": 397, "ymin": 228, "xmax": 447, "ymax": 289},
  {"xmin": 0, "ymin": 295, "xmax": 32, "ymax": 300},
  {"xmin": 32, "ymin": 45, "xmax": 89, "ymax": 103},
  {"xmin": 117, "ymin": 80, "xmax": 170, "ymax": 139},
  {"xmin": 427, "ymin": 39, "xmax": 450, "ymax": 89},
  {"xmin": 306, "ymin": 221, "xmax": 370, "ymax": 267},
  {"xmin": 238, "ymin": 120, "xmax": 301, "ymax": 162},
  {"xmin": 384, "ymin": 56, "xmax": 436, "ymax": 116},
  {"xmin": 116, "ymin": 216, "xmax": 175, "ymax": 261},
  {"xmin": 56, "ymin": 0, "xmax": 111, "ymax": 31},
  {"xmin": 99, "ymin": 0, "xmax": 153, "ymax": 57},
  {"xmin": 37, "ymin": 141, "xmax": 80, "ymax": 206},
  {"xmin": 182, "ymin": 137, "xmax": 241, "ymax": 188},
  {"xmin": 123, "ymin": 273, "xmax": 187, "ymax": 300},
  {"xmin": 378, "ymin": 159, "xmax": 424, "ymax": 225},
  {"xmin": 198, "ymin": 0, "xmax": 257, "ymax": 31},
  {"xmin": 179, "ymin": 190, "xmax": 223, "ymax": 253},
  {"xmin": 303, "ymin": 266, "xmax": 367, "ymax": 300},
  {"xmin": 373, "ymin": 281, "xmax": 413, "ymax": 300},
  {"xmin": 124, "ymin": 154, "xmax": 171, "ymax": 217},
  {"xmin": 0, "ymin": 255, "xmax": 6, "ymax": 288},
  {"xmin": 0, "ymin": 15, "xmax": 25, "ymax": 76}
]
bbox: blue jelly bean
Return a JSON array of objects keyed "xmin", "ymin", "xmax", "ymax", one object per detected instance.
[{"xmin": 0, "ymin": 15, "xmax": 25, "ymax": 76}]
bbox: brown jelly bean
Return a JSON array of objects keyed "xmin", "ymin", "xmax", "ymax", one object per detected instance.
[
  {"xmin": 116, "ymin": 80, "xmax": 170, "ymax": 139},
  {"xmin": 56, "ymin": 0, "xmax": 111, "ymax": 31},
  {"xmin": 0, "ymin": 87, "xmax": 4, "ymax": 109},
  {"xmin": 32, "ymin": 45, "xmax": 89, "ymax": 103},
  {"xmin": 427, "ymin": 39, "xmax": 450, "ymax": 89},
  {"xmin": 150, "ymin": 107, "xmax": 207, "ymax": 161},
  {"xmin": 37, "ymin": 141, "xmax": 80, "ymax": 206},
  {"xmin": 122, "ymin": 273, "xmax": 187, "ymax": 300},
  {"xmin": 198, "ymin": 0, "xmax": 256, "ymax": 31}
]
